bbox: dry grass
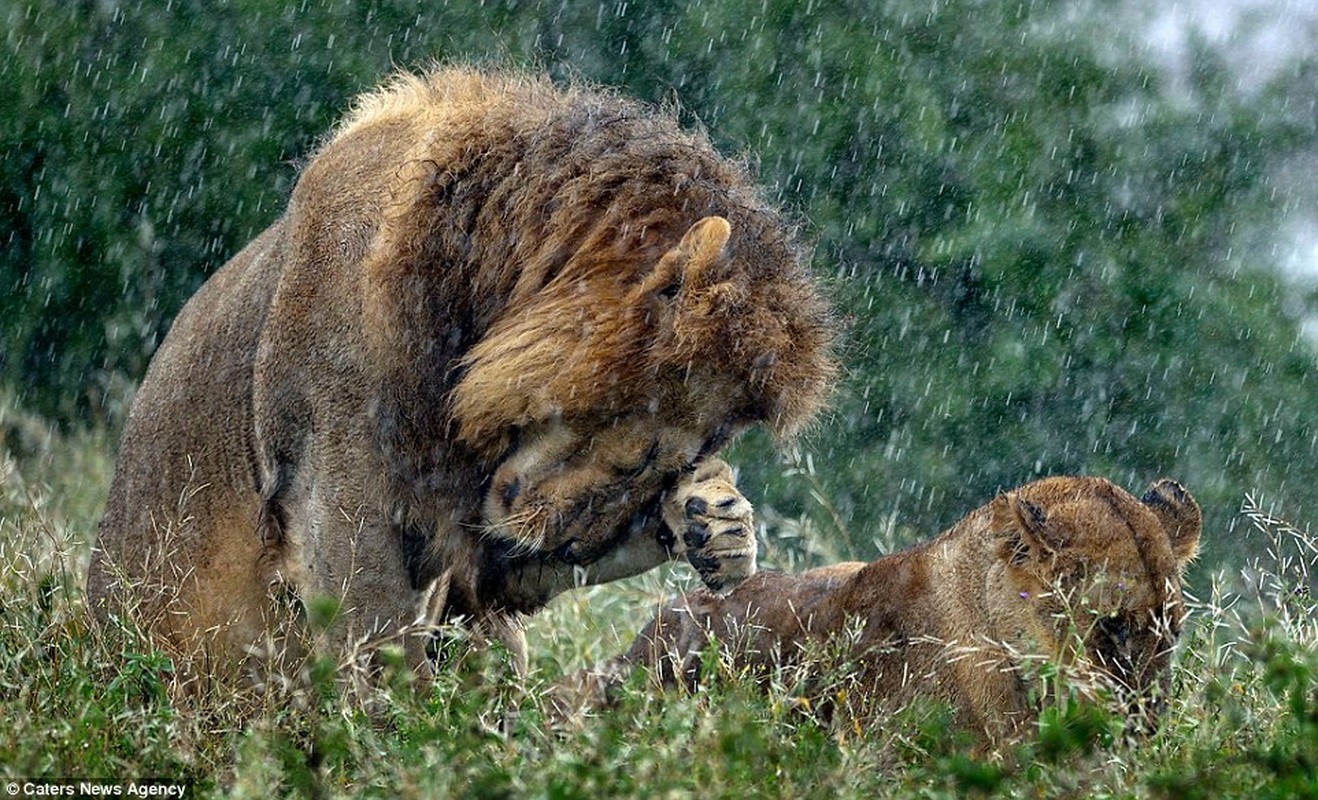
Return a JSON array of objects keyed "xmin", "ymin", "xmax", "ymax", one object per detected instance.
[{"xmin": 1, "ymin": 400, "xmax": 1315, "ymax": 797}]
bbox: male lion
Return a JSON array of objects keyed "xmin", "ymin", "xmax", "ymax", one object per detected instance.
[
  {"xmin": 86, "ymin": 68, "xmax": 835, "ymax": 683},
  {"xmin": 562, "ymin": 477, "xmax": 1201, "ymax": 744}
]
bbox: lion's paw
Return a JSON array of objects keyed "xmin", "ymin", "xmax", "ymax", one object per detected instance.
[{"xmin": 662, "ymin": 459, "xmax": 757, "ymax": 593}]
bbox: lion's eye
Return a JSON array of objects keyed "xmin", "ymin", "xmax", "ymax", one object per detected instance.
[
  {"xmin": 656, "ymin": 282, "xmax": 681, "ymax": 301},
  {"xmin": 500, "ymin": 477, "xmax": 522, "ymax": 508}
]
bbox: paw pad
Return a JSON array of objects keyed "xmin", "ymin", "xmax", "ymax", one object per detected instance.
[{"xmin": 661, "ymin": 459, "xmax": 758, "ymax": 593}]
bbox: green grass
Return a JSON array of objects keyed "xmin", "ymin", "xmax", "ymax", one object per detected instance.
[{"xmin": 2, "ymin": 399, "xmax": 1316, "ymax": 798}]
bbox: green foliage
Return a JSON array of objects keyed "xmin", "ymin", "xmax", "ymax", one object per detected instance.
[
  {"xmin": 1034, "ymin": 695, "xmax": 1118, "ymax": 761},
  {"xmin": 689, "ymin": 0, "xmax": 1318, "ymax": 565},
  {"xmin": 0, "ymin": 515, "xmax": 189, "ymax": 781},
  {"xmin": 5, "ymin": 0, "xmax": 1316, "ymax": 568}
]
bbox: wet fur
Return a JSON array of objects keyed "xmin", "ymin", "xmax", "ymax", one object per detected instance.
[
  {"xmin": 567, "ymin": 477, "xmax": 1201, "ymax": 744},
  {"xmin": 86, "ymin": 67, "xmax": 835, "ymax": 685}
]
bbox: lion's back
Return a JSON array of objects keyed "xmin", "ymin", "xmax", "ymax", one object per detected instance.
[{"xmin": 87, "ymin": 222, "xmax": 287, "ymax": 626}]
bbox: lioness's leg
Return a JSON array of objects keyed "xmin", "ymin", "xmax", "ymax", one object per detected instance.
[
  {"xmin": 548, "ymin": 597, "xmax": 708, "ymax": 723},
  {"xmin": 662, "ymin": 458, "xmax": 757, "ymax": 593}
]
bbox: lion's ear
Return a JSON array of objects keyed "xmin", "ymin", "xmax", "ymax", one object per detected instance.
[
  {"xmin": 996, "ymin": 493, "xmax": 1066, "ymax": 566},
  {"xmin": 1141, "ymin": 479, "xmax": 1201, "ymax": 568},
  {"xmin": 635, "ymin": 215, "xmax": 732, "ymax": 301},
  {"xmin": 675, "ymin": 215, "xmax": 732, "ymax": 288},
  {"xmin": 680, "ymin": 215, "xmax": 732, "ymax": 260}
]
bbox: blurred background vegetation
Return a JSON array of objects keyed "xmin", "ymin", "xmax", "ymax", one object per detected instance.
[{"xmin": 3, "ymin": 0, "xmax": 1317, "ymax": 571}]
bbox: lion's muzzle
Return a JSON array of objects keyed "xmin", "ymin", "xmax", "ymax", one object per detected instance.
[{"xmin": 482, "ymin": 418, "xmax": 758, "ymax": 593}]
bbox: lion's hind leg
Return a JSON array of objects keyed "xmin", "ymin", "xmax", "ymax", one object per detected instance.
[{"xmin": 102, "ymin": 502, "xmax": 287, "ymax": 696}]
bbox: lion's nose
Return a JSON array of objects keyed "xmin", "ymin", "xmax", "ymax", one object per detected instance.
[{"xmin": 555, "ymin": 539, "xmax": 583, "ymax": 565}]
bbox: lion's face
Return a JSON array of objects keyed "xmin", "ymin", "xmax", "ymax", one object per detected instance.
[
  {"xmin": 481, "ymin": 405, "xmax": 744, "ymax": 566},
  {"xmin": 453, "ymin": 215, "xmax": 829, "ymax": 563},
  {"xmin": 995, "ymin": 478, "xmax": 1202, "ymax": 721}
]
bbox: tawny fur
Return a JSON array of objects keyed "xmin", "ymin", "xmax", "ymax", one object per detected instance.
[
  {"xmin": 86, "ymin": 67, "xmax": 835, "ymax": 687},
  {"xmin": 566, "ymin": 477, "xmax": 1201, "ymax": 745}
]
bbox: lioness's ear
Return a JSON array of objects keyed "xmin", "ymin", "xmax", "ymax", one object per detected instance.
[
  {"xmin": 991, "ymin": 490, "xmax": 1054, "ymax": 566},
  {"xmin": 995, "ymin": 493, "xmax": 1065, "ymax": 566},
  {"xmin": 1014, "ymin": 495, "xmax": 1069, "ymax": 552},
  {"xmin": 1141, "ymin": 478, "xmax": 1201, "ymax": 568}
]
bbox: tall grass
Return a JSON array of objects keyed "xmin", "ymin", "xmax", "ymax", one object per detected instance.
[{"xmin": 1, "ymin": 401, "xmax": 1315, "ymax": 798}]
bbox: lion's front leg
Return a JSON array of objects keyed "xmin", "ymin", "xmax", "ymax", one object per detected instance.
[
  {"xmin": 494, "ymin": 458, "xmax": 756, "ymax": 607},
  {"xmin": 662, "ymin": 459, "xmax": 757, "ymax": 593}
]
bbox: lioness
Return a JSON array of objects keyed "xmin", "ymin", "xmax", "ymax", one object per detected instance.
[
  {"xmin": 564, "ymin": 477, "xmax": 1201, "ymax": 744},
  {"xmin": 86, "ymin": 68, "xmax": 835, "ymax": 683}
]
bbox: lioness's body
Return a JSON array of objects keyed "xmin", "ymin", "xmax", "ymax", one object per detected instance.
[
  {"xmin": 87, "ymin": 68, "xmax": 835, "ymax": 681},
  {"xmin": 585, "ymin": 477, "xmax": 1201, "ymax": 742}
]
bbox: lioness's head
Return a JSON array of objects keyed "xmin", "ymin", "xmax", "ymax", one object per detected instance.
[
  {"xmin": 455, "ymin": 214, "xmax": 835, "ymax": 564},
  {"xmin": 991, "ymin": 477, "xmax": 1201, "ymax": 722}
]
